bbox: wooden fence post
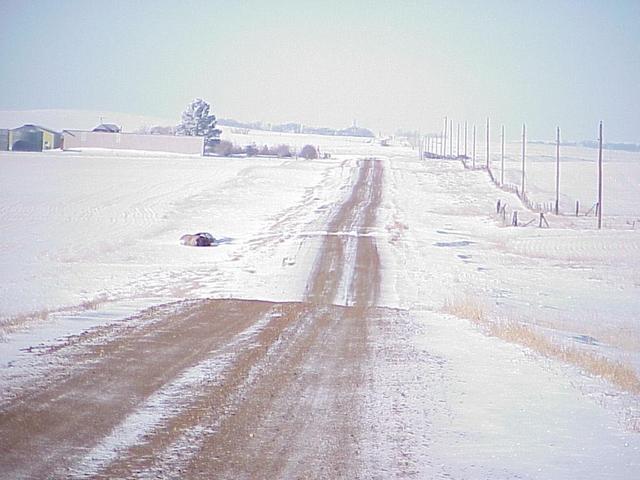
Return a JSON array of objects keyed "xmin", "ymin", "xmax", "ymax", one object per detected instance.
[{"xmin": 539, "ymin": 212, "xmax": 549, "ymax": 228}]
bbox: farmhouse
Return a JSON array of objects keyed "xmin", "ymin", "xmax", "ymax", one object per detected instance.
[
  {"xmin": 3, "ymin": 124, "xmax": 62, "ymax": 152},
  {"xmin": 92, "ymin": 123, "xmax": 121, "ymax": 133}
]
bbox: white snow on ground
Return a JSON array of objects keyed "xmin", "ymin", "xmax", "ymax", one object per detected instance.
[
  {"xmin": 376, "ymin": 153, "xmax": 640, "ymax": 372},
  {"xmin": 478, "ymin": 140, "xmax": 640, "ymax": 226},
  {"xmin": 0, "ymin": 148, "xmax": 352, "ymax": 318},
  {"xmin": 1, "ymin": 127, "xmax": 639, "ymax": 476},
  {"xmin": 0, "ymin": 147, "xmax": 355, "ymax": 373},
  {"xmin": 365, "ymin": 309, "xmax": 640, "ymax": 478},
  {"xmin": 370, "ymin": 151, "xmax": 640, "ymax": 477}
]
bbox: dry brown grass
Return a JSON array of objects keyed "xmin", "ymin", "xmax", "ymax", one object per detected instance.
[
  {"xmin": 443, "ymin": 296, "xmax": 486, "ymax": 323},
  {"xmin": 443, "ymin": 297, "xmax": 640, "ymax": 395}
]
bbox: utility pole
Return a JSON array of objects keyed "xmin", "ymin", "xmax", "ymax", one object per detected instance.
[
  {"xmin": 464, "ymin": 122, "xmax": 468, "ymax": 158},
  {"xmin": 449, "ymin": 119, "xmax": 453, "ymax": 157},
  {"xmin": 443, "ymin": 116, "xmax": 448, "ymax": 157},
  {"xmin": 457, "ymin": 122, "xmax": 460, "ymax": 157},
  {"xmin": 521, "ymin": 123, "xmax": 526, "ymax": 198},
  {"xmin": 486, "ymin": 117, "xmax": 490, "ymax": 170},
  {"xmin": 555, "ymin": 126, "xmax": 560, "ymax": 215},
  {"xmin": 501, "ymin": 124, "xmax": 505, "ymax": 185},
  {"xmin": 598, "ymin": 121, "xmax": 603, "ymax": 229},
  {"xmin": 472, "ymin": 124, "xmax": 476, "ymax": 169}
]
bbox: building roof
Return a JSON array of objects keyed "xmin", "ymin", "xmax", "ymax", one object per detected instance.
[
  {"xmin": 93, "ymin": 123, "xmax": 121, "ymax": 133},
  {"xmin": 14, "ymin": 124, "xmax": 61, "ymax": 135}
]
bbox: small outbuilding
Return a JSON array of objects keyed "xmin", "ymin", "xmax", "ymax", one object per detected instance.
[
  {"xmin": 8, "ymin": 125, "xmax": 62, "ymax": 152},
  {"xmin": 92, "ymin": 123, "xmax": 121, "ymax": 133},
  {"xmin": 0, "ymin": 129, "xmax": 9, "ymax": 151}
]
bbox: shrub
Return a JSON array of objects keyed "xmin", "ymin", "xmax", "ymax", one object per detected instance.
[
  {"xmin": 299, "ymin": 144, "xmax": 318, "ymax": 159},
  {"xmin": 212, "ymin": 140, "xmax": 234, "ymax": 156},
  {"xmin": 275, "ymin": 144, "xmax": 292, "ymax": 157},
  {"xmin": 245, "ymin": 144, "xmax": 259, "ymax": 156}
]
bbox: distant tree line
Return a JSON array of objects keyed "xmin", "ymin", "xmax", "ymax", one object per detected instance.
[{"xmin": 217, "ymin": 118, "xmax": 375, "ymax": 138}]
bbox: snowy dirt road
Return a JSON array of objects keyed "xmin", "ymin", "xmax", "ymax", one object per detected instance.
[
  {"xmin": 1, "ymin": 151, "xmax": 639, "ymax": 480},
  {"xmin": 0, "ymin": 159, "xmax": 392, "ymax": 479}
]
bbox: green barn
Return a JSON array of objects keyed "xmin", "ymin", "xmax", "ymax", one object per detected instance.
[{"xmin": 8, "ymin": 125, "xmax": 62, "ymax": 152}]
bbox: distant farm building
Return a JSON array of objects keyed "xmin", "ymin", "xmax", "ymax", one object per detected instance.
[
  {"xmin": 92, "ymin": 123, "xmax": 121, "ymax": 133},
  {"xmin": 4, "ymin": 125, "xmax": 62, "ymax": 152},
  {"xmin": 0, "ymin": 129, "xmax": 8, "ymax": 151},
  {"xmin": 62, "ymin": 130, "xmax": 205, "ymax": 155}
]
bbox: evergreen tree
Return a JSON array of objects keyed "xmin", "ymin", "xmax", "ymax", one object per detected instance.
[{"xmin": 176, "ymin": 98, "xmax": 221, "ymax": 143}]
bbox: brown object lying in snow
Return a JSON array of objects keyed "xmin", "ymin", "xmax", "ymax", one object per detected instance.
[{"xmin": 180, "ymin": 232, "xmax": 215, "ymax": 247}]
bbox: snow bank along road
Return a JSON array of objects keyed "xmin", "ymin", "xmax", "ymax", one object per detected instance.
[
  {"xmin": 0, "ymin": 159, "xmax": 388, "ymax": 478},
  {"xmin": 1, "ymin": 153, "xmax": 639, "ymax": 479}
]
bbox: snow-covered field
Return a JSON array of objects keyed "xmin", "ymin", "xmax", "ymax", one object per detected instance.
[
  {"xmin": 1, "ymin": 128, "xmax": 639, "ymax": 476},
  {"xmin": 1, "ymin": 133, "xmax": 639, "ymax": 369},
  {"xmin": 499, "ymin": 141, "xmax": 640, "ymax": 224},
  {"xmin": 0, "ymin": 148, "xmax": 350, "ymax": 318}
]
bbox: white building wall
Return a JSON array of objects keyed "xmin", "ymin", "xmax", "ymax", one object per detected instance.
[{"xmin": 63, "ymin": 130, "xmax": 204, "ymax": 155}]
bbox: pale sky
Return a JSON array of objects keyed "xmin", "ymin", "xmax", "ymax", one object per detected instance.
[{"xmin": 1, "ymin": 0, "xmax": 639, "ymax": 141}]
